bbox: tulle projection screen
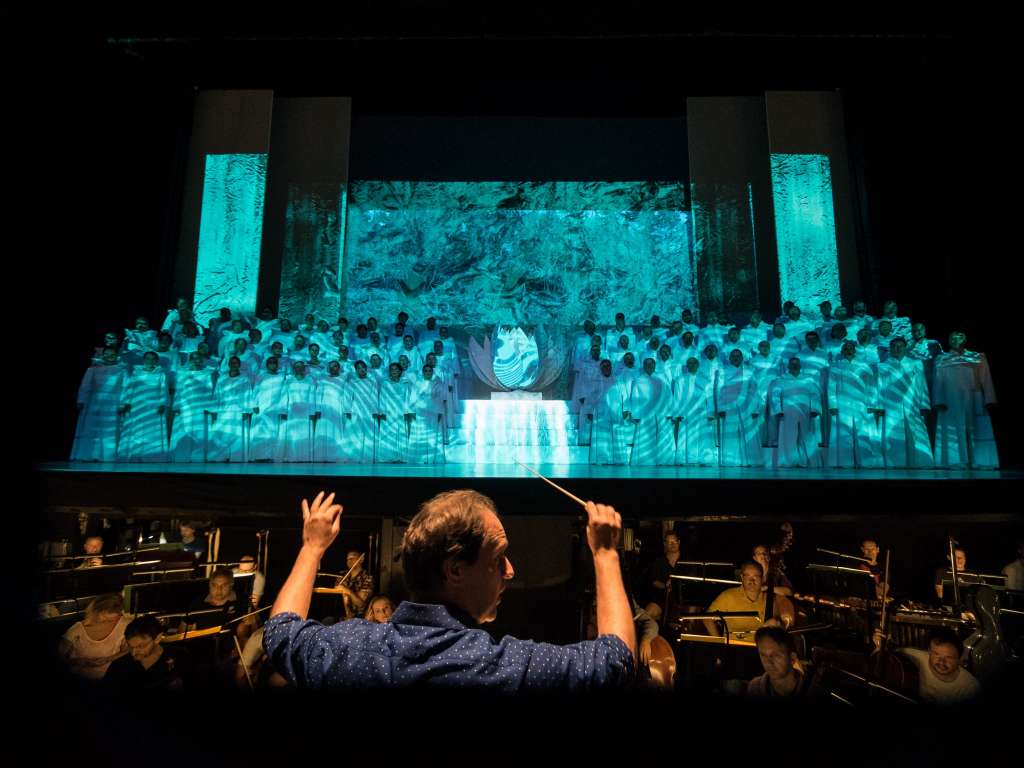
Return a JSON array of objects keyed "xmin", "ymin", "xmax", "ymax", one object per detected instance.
[{"xmin": 340, "ymin": 181, "xmax": 696, "ymax": 329}]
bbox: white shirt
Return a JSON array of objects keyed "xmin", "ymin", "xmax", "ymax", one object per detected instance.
[
  {"xmin": 899, "ymin": 648, "xmax": 981, "ymax": 704},
  {"xmin": 1002, "ymin": 558, "xmax": 1024, "ymax": 591}
]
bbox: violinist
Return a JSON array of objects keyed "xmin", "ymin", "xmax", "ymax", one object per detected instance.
[
  {"xmin": 334, "ymin": 550, "xmax": 374, "ymax": 618},
  {"xmin": 858, "ymin": 538, "xmax": 890, "ymax": 600},
  {"xmin": 185, "ymin": 567, "xmax": 256, "ymax": 647}
]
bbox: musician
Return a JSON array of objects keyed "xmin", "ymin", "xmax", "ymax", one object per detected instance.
[
  {"xmin": 858, "ymin": 538, "xmax": 890, "ymax": 600},
  {"xmin": 334, "ymin": 550, "xmax": 374, "ymax": 618},
  {"xmin": 898, "ymin": 628, "xmax": 981, "ymax": 704},
  {"xmin": 704, "ymin": 561, "xmax": 795, "ymax": 636},
  {"xmin": 1002, "ymin": 539, "xmax": 1024, "ymax": 591},
  {"xmin": 103, "ymin": 615, "xmax": 192, "ymax": 691},
  {"xmin": 364, "ymin": 595, "xmax": 395, "ymax": 623},
  {"xmin": 752, "ymin": 544, "xmax": 792, "ymax": 597},
  {"xmin": 747, "ymin": 626, "xmax": 821, "ymax": 699},
  {"xmin": 586, "ymin": 593, "xmax": 660, "ymax": 666},
  {"xmin": 234, "ymin": 555, "xmax": 265, "ymax": 608},
  {"xmin": 263, "ymin": 490, "xmax": 636, "ymax": 690},
  {"xmin": 58, "ymin": 594, "xmax": 128, "ymax": 681},
  {"xmin": 185, "ymin": 567, "xmax": 257, "ymax": 647},
  {"xmin": 644, "ymin": 531, "xmax": 681, "ymax": 621},
  {"xmin": 77, "ymin": 535, "xmax": 104, "ymax": 568},
  {"xmin": 235, "ymin": 627, "xmax": 288, "ymax": 689},
  {"xmin": 179, "ymin": 521, "xmax": 206, "ymax": 556},
  {"xmin": 934, "ymin": 548, "xmax": 981, "ymax": 600}
]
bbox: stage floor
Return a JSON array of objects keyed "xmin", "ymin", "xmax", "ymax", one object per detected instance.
[{"xmin": 38, "ymin": 461, "xmax": 1019, "ymax": 482}]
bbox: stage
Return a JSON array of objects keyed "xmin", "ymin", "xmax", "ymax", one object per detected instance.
[{"xmin": 37, "ymin": 461, "xmax": 1021, "ymax": 523}]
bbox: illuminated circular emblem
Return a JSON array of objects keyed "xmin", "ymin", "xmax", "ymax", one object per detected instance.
[{"xmin": 492, "ymin": 326, "xmax": 540, "ymax": 390}]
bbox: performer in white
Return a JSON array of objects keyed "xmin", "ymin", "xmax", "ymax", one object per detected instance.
[
  {"xmin": 406, "ymin": 364, "xmax": 447, "ymax": 464},
  {"xmin": 208, "ymin": 355, "xmax": 253, "ymax": 462},
  {"xmin": 249, "ymin": 356, "xmax": 288, "ymax": 462},
  {"xmin": 344, "ymin": 361, "xmax": 380, "ymax": 463},
  {"xmin": 855, "ymin": 327, "xmax": 882, "ymax": 369},
  {"xmin": 117, "ymin": 351, "xmax": 170, "ymax": 462},
  {"xmin": 875, "ymin": 337, "xmax": 934, "ymax": 469},
  {"xmin": 377, "ymin": 363, "xmax": 411, "ymax": 463},
  {"xmin": 670, "ymin": 357, "xmax": 716, "ymax": 466},
  {"xmin": 875, "ymin": 300, "xmax": 912, "ymax": 342},
  {"xmin": 932, "ymin": 331, "xmax": 998, "ymax": 469},
  {"xmin": 741, "ymin": 310, "xmax": 770, "ymax": 356},
  {"xmin": 312, "ymin": 361, "xmax": 348, "ymax": 463},
  {"xmin": 605, "ymin": 313, "xmax": 635, "ymax": 352},
  {"xmin": 282, "ymin": 361, "xmax": 317, "ymax": 462},
  {"xmin": 590, "ymin": 363, "xmax": 633, "ymax": 465},
  {"xmin": 170, "ymin": 352, "xmax": 216, "ymax": 463},
  {"xmin": 825, "ymin": 342, "xmax": 881, "ymax": 468},
  {"xmin": 72, "ymin": 347, "xmax": 126, "ymax": 462},
  {"xmin": 628, "ymin": 358, "xmax": 674, "ymax": 466},
  {"xmin": 768, "ymin": 357, "xmax": 822, "ymax": 468},
  {"xmin": 713, "ymin": 349, "xmax": 764, "ymax": 467}
]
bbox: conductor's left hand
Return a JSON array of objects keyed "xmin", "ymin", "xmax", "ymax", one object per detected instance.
[{"xmin": 301, "ymin": 491, "xmax": 343, "ymax": 554}]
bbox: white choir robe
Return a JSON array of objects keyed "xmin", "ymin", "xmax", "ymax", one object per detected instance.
[
  {"xmin": 907, "ymin": 339, "xmax": 944, "ymax": 400},
  {"xmin": 713, "ymin": 366, "xmax": 764, "ymax": 467},
  {"xmin": 161, "ymin": 309, "xmax": 183, "ymax": 332},
  {"xmin": 875, "ymin": 358, "xmax": 934, "ymax": 468},
  {"xmin": 932, "ymin": 351, "xmax": 999, "ymax": 469},
  {"xmin": 249, "ymin": 373, "xmax": 288, "ymax": 462},
  {"xmin": 153, "ymin": 350, "xmax": 180, "ymax": 391},
  {"xmin": 217, "ymin": 331, "xmax": 248, "ymax": 359},
  {"xmin": 209, "ymin": 372, "xmax": 253, "ymax": 462},
  {"xmin": 313, "ymin": 375, "xmax": 347, "ymax": 462},
  {"xmin": 431, "ymin": 365, "xmax": 456, "ymax": 439},
  {"xmin": 386, "ymin": 339, "xmax": 407, "ymax": 364},
  {"xmin": 395, "ymin": 347, "xmax": 424, "ymax": 374},
  {"xmin": 604, "ymin": 327, "xmax": 636, "ymax": 353},
  {"xmin": 118, "ymin": 368, "xmax": 169, "ymax": 462},
  {"xmin": 675, "ymin": 342, "xmax": 701, "ymax": 365},
  {"xmin": 751, "ymin": 364, "xmax": 778, "ymax": 462},
  {"xmin": 72, "ymin": 364, "xmax": 126, "ymax": 461},
  {"xmin": 580, "ymin": 374, "xmax": 615, "ymax": 441},
  {"xmin": 612, "ymin": 362, "xmax": 640, "ymax": 384},
  {"xmin": 347, "ymin": 337, "xmax": 371, "ymax": 362},
  {"xmin": 417, "ymin": 329, "xmax": 440, "ymax": 358},
  {"xmin": 407, "ymin": 377, "xmax": 446, "ymax": 464},
  {"xmin": 175, "ymin": 336, "xmax": 202, "ymax": 358},
  {"xmin": 670, "ymin": 372, "xmax": 716, "ymax": 466},
  {"xmin": 170, "ymin": 369, "xmax": 215, "ymax": 462},
  {"xmin": 825, "ymin": 359, "xmax": 881, "ymax": 468},
  {"xmin": 783, "ymin": 319, "xmax": 816, "ymax": 344},
  {"xmin": 796, "ymin": 348, "xmax": 831, "ymax": 444},
  {"xmin": 768, "ymin": 374, "xmax": 823, "ymax": 468},
  {"xmin": 699, "ymin": 324, "xmax": 728, "ymax": 353},
  {"xmin": 628, "ymin": 374, "xmax": 674, "ymax": 466},
  {"xmin": 846, "ymin": 315, "xmax": 874, "ymax": 338},
  {"xmin": 377, "ymin": 379, "xmax": 412, "ymax": 463},
  {"xmin": 571, "ymin": 357, "xmax": 602, "ymax": 408},
  {"xmin": 855, "ymin": 344, "xmax": 882, "ymax": 371},
  {"xmin": 220, "ymin": 350, "xmax": 262, "ymax": 382},
  {"xmin": 590, "ymin": 378, "xmax": 632, "ymax": 465},
  {"xmin": 874, "ymin": 336, "xmax": 895, "ymax": 364},
  {"xmin": 303, "ymin": 361, "xmax": 327, "ymax": 383},
  {"xmin": 741, "ymin": 325, "xmax": 770, "ymax": 356},
  {"xmin": 633, "ymin": 338, "xmax": 661, "ymax": 363},
  {"xmin": 345, "ymin": 376, "xmax": 380, "ymax": 463},
  {"xmin": 282, "ymin": 377, "xmax": 317, "ymax": 462},
  {"xmin": 124, "ymin": 329, "xmax": 158, "ymax": 354}
]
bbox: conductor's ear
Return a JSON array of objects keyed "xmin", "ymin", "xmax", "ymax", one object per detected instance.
[{"xmin": 442, "ymin": 557, "xmax": 464, "ymax": 587}]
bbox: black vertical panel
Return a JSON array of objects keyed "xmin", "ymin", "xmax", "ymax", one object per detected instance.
[
  {"xmin": 686, "ymin": 97, "xmax": 777, "ymax": 323},
  {"xmin": 173, "ymin": 90, "xmax": 274, "ymax": 306},
  {"xmin": 256, "ymin": 97, "xmax": 353, "ymax": 317}
]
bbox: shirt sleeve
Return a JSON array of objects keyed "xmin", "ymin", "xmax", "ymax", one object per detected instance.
[
  {"xmin": 506, "ymin": 634, "xmax": 635, "ymax": 692},
  {"xmin": 262, "ymin": 612, "xmax": 338, "ymax": 689}
]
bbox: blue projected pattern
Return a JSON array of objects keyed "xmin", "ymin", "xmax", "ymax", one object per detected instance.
[
  {"xmin": 770, "ymin": 153, "xmax": 841, "ymax": 316},
  {"xmin": 194, "ymin": 153, "xmax": 268, "ymax": 323},
  {"xmin": 279, "ymin": 183, "xmax": 347, "ymax": 323},
  {"xmin": 342, "ymin": 181, "xmax": 695, "ymax": 328}
]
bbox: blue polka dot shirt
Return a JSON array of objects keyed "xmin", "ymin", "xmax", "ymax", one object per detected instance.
[{"xmin": 263, "ymin": 601, "xmax": 635, "ymax": 691}]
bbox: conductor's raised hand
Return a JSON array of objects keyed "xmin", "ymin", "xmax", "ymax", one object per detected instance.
[
  {"xmin": 585, "ymin": 501, "xmax": 621, "ymax": 555},
  {"xmin": 301, "ymin": 490, "xmax": 343, "ymax": 554}
]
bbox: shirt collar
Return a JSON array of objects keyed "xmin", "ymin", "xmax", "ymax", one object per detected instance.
[{"xmin": 390, "ymin": 601, "xmax": 478, "ymax": 631}]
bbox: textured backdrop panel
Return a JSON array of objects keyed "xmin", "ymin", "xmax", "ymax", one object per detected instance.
[{"xmin": 278, "ymin": 183, "xmax": 346, "ymax": 322}]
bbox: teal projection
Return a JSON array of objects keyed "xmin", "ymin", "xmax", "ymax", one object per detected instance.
[
  {"xmin": 770, "ymin": 153, "xmax": 841, "ymax": 316},
  {"xmin": 193, "ymin": 153, "xmax": 268, "ymax": 323},
  {"xmin": 342, "ymin": 181, "xmax": 695, "ymax": 329}
]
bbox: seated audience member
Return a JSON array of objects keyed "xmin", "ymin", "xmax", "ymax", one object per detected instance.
[
  {"xmin": 59, "ymin": 594, "xmax": 128, "ymax": 681},
  {"xmin": 185, "ymin": 567, "xmax": 257, "ymax": 647},
  {"xmin": 103, "ymin": 615, "xmax": 192, "ymax": 691},
  {"xmin": 747, "ymin": 626, "xmax": 821, "ymax": 699},
  {"xmin": 233, "ymin": 555, "xmax": 266, "ymax": 608},
  {"xmin": 704, "ymin": 560, "xmax": 795, "ymax": 636},
  {"xmin": 363, "ymin": 595, "xmax": 396, "ymax": 624},
  {"xmin": 334, "ymin": 549, "xmax": 375, "ymax": 618},
  {"xmin": 898, "ymin": 628, "xmax": 981, "ymax": 705}
]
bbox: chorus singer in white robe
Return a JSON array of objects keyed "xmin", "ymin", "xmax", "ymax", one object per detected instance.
[
  {"xmin": 875, "ymin": 337, "xmax": 934, "ymax": 469},
  {"xmin": 312, "ymin": 361, "xmax": 347, "ymax": 463},
  {"xmin": 590, "ymin": 364, "xmax": 632, "ymax": 465},
  {"xmin": 344, "ymin": 361, "xmax": 380, "ymax": 463},
  {"xmin": 671, "ymin": 357, "xmax": 716, "ymax": 466},
  {"xmin": 826, "ymin": 342, "xmax": 881, "ymax": 468},
  {"xmin": 170, "ymin": 352, "xmax": 216, "ymax": 463},
  {"xmin": 932, "ymin": 331, "xmax": 998, "ymax": 469},
  {"xmin": 605, "ymin": 313, "xmax": 635, "ymax": 353},
  {"xmin": 72, "ymin": 348, "xmax": 126, "ymax": 462},
  {"xmin": 208, "ymin": 356, "xmax": 253, "ymax": 462},
  {"xmin": 377, "ymin": 363, "xmax": 411, "ymax": 463},
  {"xmin": 741, "ymin": 310, "xmax": 770, "ymax": 356},
  {"xmin": 406, "ymin": 365, "xmax": 447, "ymax": 464},
  {"xmin": 628, "ymin": 359, "xmax": 675, "ymax": 466},
  {"xmin": 581, "ymin": 359, "xmax": 616, "ymax": 446},
  {"xmin": 117, "ymin": 351, "xmax": 169, "ymax": 462},
  {"xmin": 282, "ymin": 362, "xmax": 317, "ymax": 462},
  {"xmin": 713, "ymin": 350, "xmax": 764, "ymax": 467},
  {"xmin": 768, "ymin": 357, "xmax": 822, "ymax": 468},
  {"xmin": 249, "ymin": 357, "xmax": 288, "ymax": 462}
]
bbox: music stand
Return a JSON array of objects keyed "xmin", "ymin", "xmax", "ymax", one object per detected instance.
[{"xmin": 806, "ymin": 563, "xmax": 878, "ymax": 645}]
